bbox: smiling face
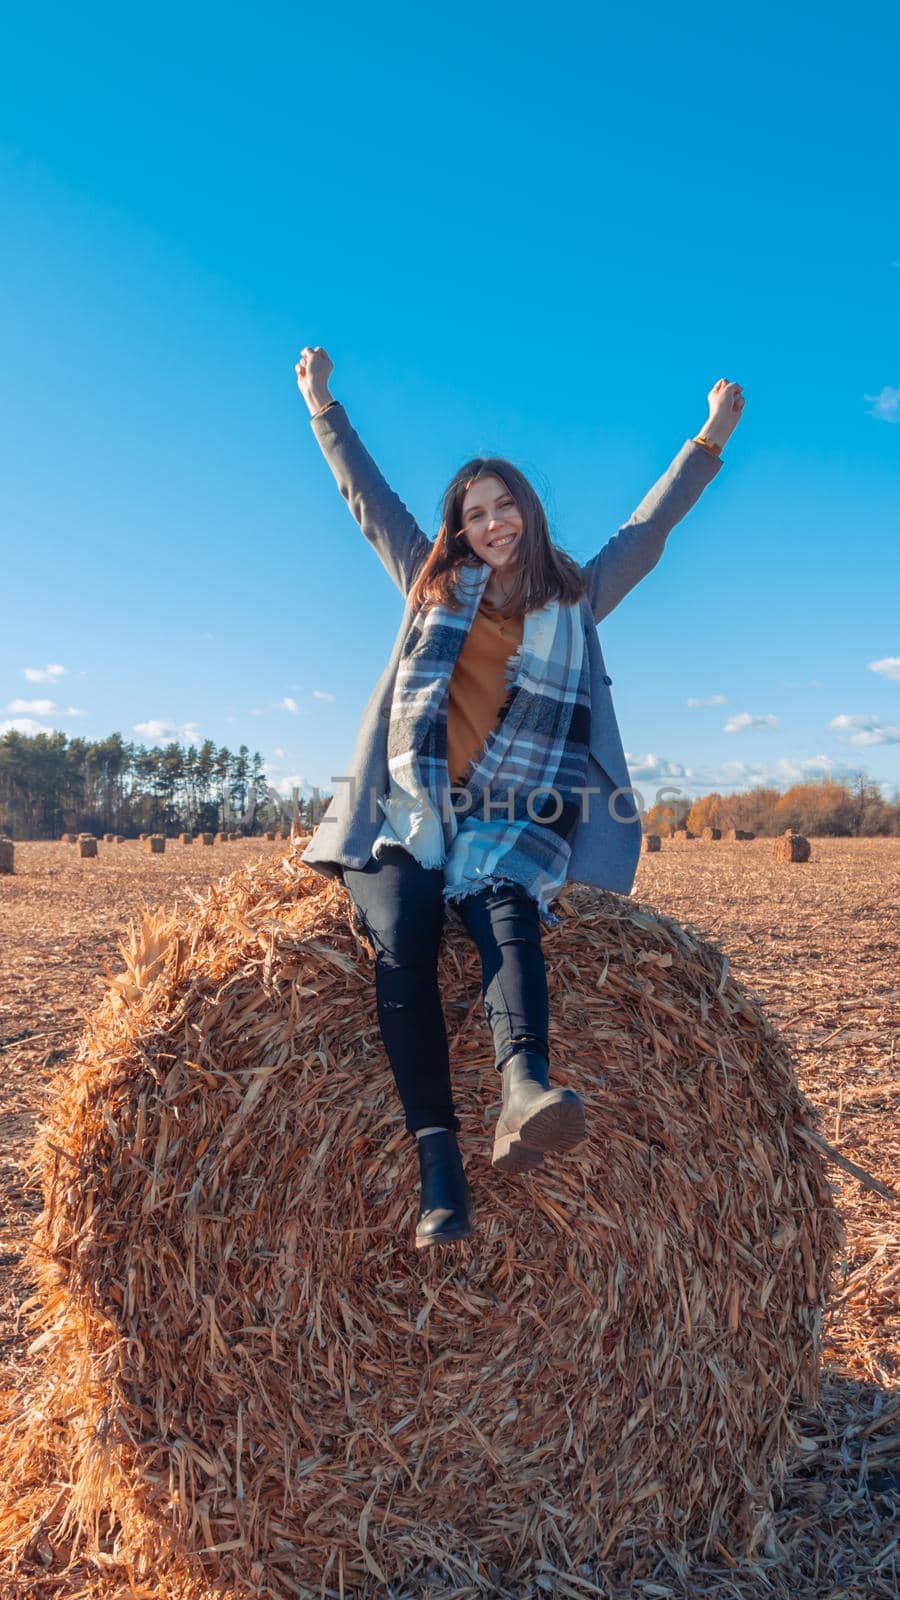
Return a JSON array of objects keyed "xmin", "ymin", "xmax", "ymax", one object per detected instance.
[{"xmin": 460, "ymin": 473, "xmax": 524, "ymax": 573}]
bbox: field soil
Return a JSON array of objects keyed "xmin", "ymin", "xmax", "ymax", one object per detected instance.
[{"xmin": 1, "ymin": 836, "xmax": 897, "ymax": 1597}]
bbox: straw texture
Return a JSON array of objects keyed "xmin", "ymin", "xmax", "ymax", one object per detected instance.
[{"xmin": 0, "ymin": 846, "xmax": 842, "ymax": 1596}]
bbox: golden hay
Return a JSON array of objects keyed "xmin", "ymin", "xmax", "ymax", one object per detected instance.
[
  {"xmin": 214, "ymin": 830, "xmax": 228, "ymax": 843},
  {"xmin": 773, "ymin": 832, "xmax": 812, "ymax": 864},
  {"xmin": 77, "ymin": 837, "xmax": 97, "ymax": 858},
  {"xmin": 198, "ymin": 832, "xmax": 214, "ymax": 846},
  {"xmin": 701, "ymin": 827, "xmax": 722, "ymax": 841},
  {"xmin": 641, "ymin": 833, "xmax": 661, "ymax": 853},
  {"xmin": 0, "ymin": 836, "xmax": 13, "ymax": 874},
  {"xmin": 0, "ymin": 847, "xmax": 842, "ymax": 1597},
  {"xmin": 179, "ymin": 832, "xmax": 194, "ymax": 845}
]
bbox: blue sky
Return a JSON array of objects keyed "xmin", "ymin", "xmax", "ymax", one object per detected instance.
[{"xmin": 2, "ymin": 2, "xmax": 898, "ymax": 810}]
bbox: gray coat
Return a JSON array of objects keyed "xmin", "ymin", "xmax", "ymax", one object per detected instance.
[{"xmin": 300, "ymin": 401, "xmax": 723, "ymax": 896}]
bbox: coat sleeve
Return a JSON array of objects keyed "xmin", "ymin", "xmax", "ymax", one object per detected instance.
[
  {"xmin": 309, "ymin": 401, "xmax": 432, "ymax": 596},
  {"xmin": 580, "ymin": 439, "xmax": 724, "ymax": 623}
]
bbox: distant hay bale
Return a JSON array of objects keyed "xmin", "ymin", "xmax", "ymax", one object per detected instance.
[
  {"xmin": 103, "ymin": 831, "xmax": 116, "ymax": 842},
  {"xmin": 198, "ymin": 832, "xmax": 214, "ymax": 846},
  {"xmin": 144, "ymin": 834, "xmax": 165, "ymax": 855},
  {"xmin": 263, "ymin": 829, "xmax": 276, "ymax": 840},
  {"xmin": 670, "ymin": 829, "xmax": 696, "ymax": 846},
  {"xmin": 0, "ymin": 837, "xmax": 14, "ymax": 874},
  {"xmin": 77, "ymin": 837, "xmax": 97, "ymax": 858},
  {"xmin": 724, "ymin": 828, "xmax": 754, "ymax": 841},
  {"xmin": 214, "ymin": 830, "xmax": 228, "ymax": 843},
  {"xmin": 701, "ymin": 826, "xmax": 722, "ymax": 841},
  {"xmin": 641, "ymin": 832, "xmax": 661, "ymax": 852},
  {"xmin": 178, "ymin": 832, "xmax": 193, "ymax": 845},
  {"xmin": 228, "ymin": 831, "xmax": 241, "ymax": 841},
  {"xmin": 0, "ymin": 854, "xmax": 840, "ymax": 1595},
  {"xmin": 773, "ymin": 831, "xmax": 811, "ymax": 864},
  {"xmin": 139, "ymin": 833, "xmax": 148, "ymax": 842},
  {"xmin": 115, "ymin": 835, "xmax": 126, "ymax": 844},
  {"xmin": 60, "ymin": 832, "xmax": 76, "ymax": 843}
]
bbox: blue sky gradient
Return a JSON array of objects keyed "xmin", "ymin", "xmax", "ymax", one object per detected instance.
[{"xmin": 2, "ymin": 2, "xmax": 898, "ymax": 808}]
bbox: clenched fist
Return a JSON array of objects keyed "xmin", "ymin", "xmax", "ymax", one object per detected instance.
[
  {"xmin": 702, "ymin": 378, "xmax": 745, "ymax": 451},
  {"xmin": 295, "ymin": 346, "xmax": 335, "ymax": 417}
]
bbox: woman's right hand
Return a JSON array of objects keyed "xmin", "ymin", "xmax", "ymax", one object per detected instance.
[{"xmin": 295, "ymin": 345, "xmax": 335, "ymax": 416}]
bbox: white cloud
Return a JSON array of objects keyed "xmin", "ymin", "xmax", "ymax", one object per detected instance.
[
  {"xmin": 686, "ymin": 694, "xmax": 726, "ymax": 708},
  {"xmin": 828, "ymin": 713, "xmax": 900, "ymax": 747},
  {"xmin": 134, "ymin": 720, "xmax": 177, "ymax": 740},
  {"xmin": 722, "ymin": 712, "xmax": 781, "ymax": 734},
  {"xmin": 1, "ymin": 717, "xmax": 52, "ymax": 736},
  {"xmin": 22, "ymin": 663, "xmax": 67, "ymax": 683},
  {"xmin": 7, "ymin": 697, "xmax": 57, "ymax": 714},
  {"xmin": 275, "ymin": 697, "xmax": 300, "ymax": 714},
  {"xmin": 273, "ymin": 746, "xmax": 286, "ymax": 759},
  {"xmin": 271, "ymin": 774, "xmax": 318, "ymax": 799},
  {"xmin": 869, "ymin": 656, "xmax": 900, "ymax": 681},
  {"xmin": 863, "ymin": 386, "xmax": 900, "ymax": 423},
  {"xmin": 311, "ymin": 689, "xmax": 336, "ymax": 703},
  {"xmin": 623, "ymin": 752, "xmax": 846, "ymax": 801},
  {"xmin": 182, "ymin": 723, "xmax": 201, "ymax": 744},
  {"xmin": 624, "ymin": 753, "xmax": 693, "ymax": 781},
  {"xmin": 6, "ymin": 699, "xmax": 88, "ymax": 718}
]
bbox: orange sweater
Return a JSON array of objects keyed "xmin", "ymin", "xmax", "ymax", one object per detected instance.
[{"xmin": 446, "ymin": 601, "xmax": 525, "ymax": 786}]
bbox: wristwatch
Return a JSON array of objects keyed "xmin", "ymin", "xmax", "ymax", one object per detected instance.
[{"xmin": 693, "ymin": 433, "xmax": 722, "ymax": 457}]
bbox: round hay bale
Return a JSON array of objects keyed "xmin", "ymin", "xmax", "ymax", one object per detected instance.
[
  {"xmin": 76, "ymin": 836, "xmax": 97, "ymax": 858},
  {"xmin": 641, "ymin": 832, "xmax": 661, "ymax": 852},
  {"xmin": 263, "ymin": 829, "xmax": 276, "ymax": 840},
  {"xmin": 144, "ymin": 834, "xmax": 165, "ymax": 855},
  {"xmin": 214, "ymin": 830, "xmax": 228, "ymax": 843},
  {"xmin": 772, "ymin": 832, "xmax": 811, "ymax": 864},
  {"xmin": 178, "ymin": 832, "xmax": 193, "ymax": 845},
  {"xmin": 0, "ymin": 855, "xmax": 840, "ymax": 1595},
  {"xmin": 700, "ymin": 826, "xmax": 721, "ymax": 841},
  {"xmin": 139, "ymin": 832, "xmax": 148, "ymax": 841},
  {"xmin": 115, "ymin": 834, "xmax": 126, "ymax": 844},
  {"xmin": 198, "ymin": 831, "xmax": 214, "ymax": 846},
  {"xmin": 102, "ymin": 831, "xmax": 116, "ymax": 842},
  {"xmin": 0, "ymin": 836, "xmax": 14, "ymax": 874},
  {"xmin": 60, "ymin": 832, "xmax": 75, "ymax": 843}
]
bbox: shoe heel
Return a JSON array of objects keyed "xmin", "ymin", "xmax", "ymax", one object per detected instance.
[
  {"xmin": 517, "ymin": 1090, "xmax": 586, "ymax": 1154},
  {"xmin": 491, "ymin": 1129, "xmax": 546, "ymax": 1173}
]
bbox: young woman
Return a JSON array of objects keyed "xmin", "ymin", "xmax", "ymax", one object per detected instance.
[{"xmin": 294, "ymin": 346, "xmax": 743, "ymax": 1248}]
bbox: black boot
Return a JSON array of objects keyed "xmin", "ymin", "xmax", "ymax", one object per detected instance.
[
  {"xmin": 415, "ymin": 1129, "xmax": 475, "ymax": 1248},
  {"xmin": 492, "ymin": 1048, "xmax": 586, "ymax": 1172}
]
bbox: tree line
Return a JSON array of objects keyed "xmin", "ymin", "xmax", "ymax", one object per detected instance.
[
  {"xmin": 0, "ymin": 730, "xmax": 329, "ymax": 839},
  {"xmin": 645, "ymin": 774, "xmax": 900, "ymax": 838},
  {"xmin": 2, "ymin": 730, "xmax": 898, "ymax": 841}
]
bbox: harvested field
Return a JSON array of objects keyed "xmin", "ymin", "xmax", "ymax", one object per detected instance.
[{"xmin": 0, "ymin": 836, "xmax": 897, "ymax": 1599}]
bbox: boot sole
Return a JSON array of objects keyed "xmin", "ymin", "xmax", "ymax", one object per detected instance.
[
  {"xmin": 492, "ymin": 1092, "xmax": 586, "ymax": 1172},
  {"xmin": 415, "ymin": 1217, "xmax": 474, "ymax": 1248}
]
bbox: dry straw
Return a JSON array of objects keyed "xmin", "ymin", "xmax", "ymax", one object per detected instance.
[
  {"xmin": 77, "ymin": 837, "xmax": 97, "ymax": 858},
  {"xmin": 773, "ymin": 833, "xmax": 812, "ymax": 864},
  {"xmin": 145, "ymin": 834, "xmax": 166, "ymax": 855},
  {"xmin": 0, "ymin": 836, "xmax": 14, "ymax": 874},
  {"xmin": 0, "ymin": 847, "xmax": 842, "ymax": 1597}
]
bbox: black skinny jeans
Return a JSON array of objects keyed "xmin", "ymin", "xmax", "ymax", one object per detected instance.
[{"xmin": 342, "ymin": 843, "xmax": 550, "ymax": 1137}]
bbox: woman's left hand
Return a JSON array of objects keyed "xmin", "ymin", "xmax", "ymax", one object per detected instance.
[{"xmin": 703, "ymin": 378, "xmax": 745, "ymax": 449}]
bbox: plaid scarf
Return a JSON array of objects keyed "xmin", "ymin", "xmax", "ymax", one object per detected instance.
[{"xmin": 372, "ymin": 559, "xmax": 591, "ymax": 928}]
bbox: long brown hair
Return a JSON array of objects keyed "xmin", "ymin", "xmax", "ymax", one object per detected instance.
[{"xmin": 408, "ymin": 455, "xmax": 587, "ymax": 617}]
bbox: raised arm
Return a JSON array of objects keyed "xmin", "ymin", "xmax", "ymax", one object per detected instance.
[
  {"xmin": 296, "ymin": 345, "xmax": 431, "ymax": 597},
  {"xmin": 580, "ymin": 379, "xmax": 743, "ymax": 624}
]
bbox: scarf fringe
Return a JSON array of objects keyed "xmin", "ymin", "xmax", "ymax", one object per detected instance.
[{"xmin": 443, "ymin": 874, "xmax": 563, "ymax": 930}]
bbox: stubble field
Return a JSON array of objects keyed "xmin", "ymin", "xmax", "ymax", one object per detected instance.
[{"xmin": 0, "ymin": 835, "xmax": 897, "ymax": 1597}]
